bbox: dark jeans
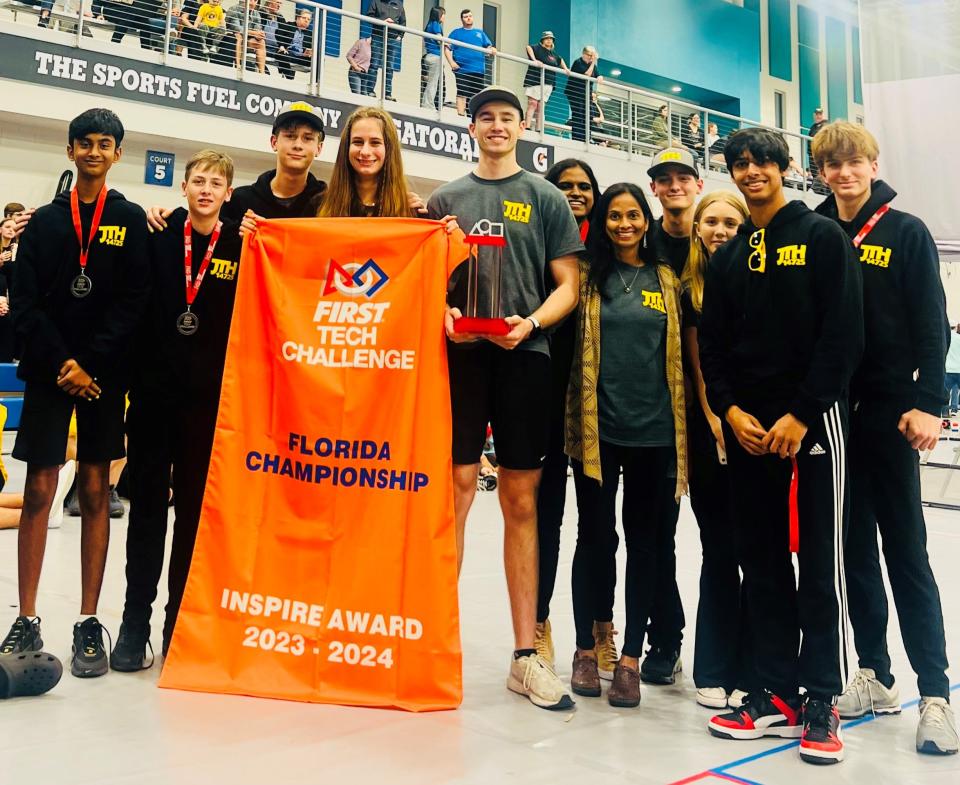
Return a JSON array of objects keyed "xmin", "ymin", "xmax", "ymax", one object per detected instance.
[
  {"xmin": 845, "ymin": 399, "xmax": 950, "ymax": 698},
  {"xmin": 572, "ymin": 442, "xmax": 679, "ymax": 658},
  {"xmin": 944, "ymin": 372, "xmax": 960, "ymax": 411},
  {"xmin": 367, "ymin": 33, "xmax": 400, "ymax": 97},
  {"xmin": 689, "ymin": 410, "xmax": 752, "ymax": 692},
  {"xmin": 726, "ymin": 400, "xmax": 850, "ymax": 701},
  {"xmin": 122, "ymin": 392, "xmax": 218, "ymax": 646}
]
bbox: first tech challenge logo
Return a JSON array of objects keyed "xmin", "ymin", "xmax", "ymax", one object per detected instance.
[{"xmin": 282, "ymin": 258, "xmax": 416, "ymax": 370}]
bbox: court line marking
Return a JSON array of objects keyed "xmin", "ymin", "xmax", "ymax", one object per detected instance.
[{"xmin": 666, "ymin": 682, "xmax": 960, "ymax": 785}]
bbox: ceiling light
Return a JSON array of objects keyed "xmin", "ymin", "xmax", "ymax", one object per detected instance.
[
  {"xmin": 610, "ymin": 68, "xmax": 621, "ymax": 77},
  {"xmin": 671, "ymin": 85, "xmax": 682, "ymax": 93}
]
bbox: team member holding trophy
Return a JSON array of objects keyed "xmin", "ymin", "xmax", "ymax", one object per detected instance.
[{"xmin": 427, "ymin": 86, "xmax": 583, "ymax": 711}]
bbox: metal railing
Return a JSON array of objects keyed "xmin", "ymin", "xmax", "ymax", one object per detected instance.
[{"xmin": 0, "ymin": 0, "xmax": 824, "ymax": 185}]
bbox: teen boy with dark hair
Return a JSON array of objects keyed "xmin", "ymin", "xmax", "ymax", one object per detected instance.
[
  {"xmin": 1, "ymin": 108, "xmax": 149, "ymax": 678},
  {"xmin": 111, "ymin": 149, "xmax": 243, "ymax": 668},
  {"xmin": 147, "ymin": 101, "xmax": 327, "ymax": 232},
  {"xmin": 813, "ymin": 121, "xmax": 957, "ymax": 755},
  {"xmin": 699, "ymin": 127, "xmax": 863, "ymax": 765}
]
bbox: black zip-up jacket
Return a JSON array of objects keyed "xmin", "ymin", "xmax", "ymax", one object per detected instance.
[
  {"xmin": 699, "ymin": 200, "xmax": 864, "ymax": 426},
  {"xmin": 131, "ymin": 208, "xmax": 242, "ymax": 402},
  {"xmin": 815, "ymin": 180, "xmax": 948, "ymax": 415},
  {"xmin": 11, "ymin": 189, "xmax": 150, "ymax": 383},
  {"xmin": 221, "ymin": 170, "xmax": 326, "ymax": 222}
]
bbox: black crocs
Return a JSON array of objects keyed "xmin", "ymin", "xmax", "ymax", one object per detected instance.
[{"xmin": 0, "ymin": 652, "xmax": 64, "ymax": 698}]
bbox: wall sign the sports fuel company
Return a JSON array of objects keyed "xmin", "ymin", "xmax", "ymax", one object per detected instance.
[{"xmin": 0, "ymin": 32, "xmax": 553, "ymax": 175}]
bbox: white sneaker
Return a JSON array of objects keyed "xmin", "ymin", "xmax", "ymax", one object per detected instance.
[
  {"xmin": 836, "ymin": 668, "xmax": 900, "ymax": 718},
  {"xmin": 507, "ymin": 653, "xmax": 575, "ymax": 710},
  {"xmin": 47, "ymin": 460, "xmax": 76, "ymax": 529},
  {"xmin": 728, "ymin": 689, "xmax": 748, "ymax": 709},
  {"xmin": 696, "ymin": 687, "xmax": 728, "ymax": 708},
  {"xmin": 917, "ymin": 697, "xmax": 959, "ymax": 755}
]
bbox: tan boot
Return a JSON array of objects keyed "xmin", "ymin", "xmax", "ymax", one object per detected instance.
[
  {"xmin": 534, "ymin": 619, "xmax": 555, "ymax": 667},
  {"xmin": 593, "ymin": 621, "xmax": 619, "ymax": 682}
]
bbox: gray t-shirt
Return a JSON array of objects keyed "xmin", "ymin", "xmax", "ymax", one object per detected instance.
[
  {"xmin": 427, "ymin": 169, "xmax": 584, "ymax": 356},
  {"xmin": 226, "ymin": 6, "xmax": 263, "ymax": 33},
  {"xmin": 598, "ymin": 262, "xmax": 674, "ymax": 447}
]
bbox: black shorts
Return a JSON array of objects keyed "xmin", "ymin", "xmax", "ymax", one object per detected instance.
[
  {"xmin": 12, "ymin": 381, "xmax": 126, "ymax": 466},
  {"xmin": 455, "ymin": 70, "xmax": 484, "ymax": 100},
  {"xmin": 448, "ymin": 343, "xmax": 550, "ymax": 470}
]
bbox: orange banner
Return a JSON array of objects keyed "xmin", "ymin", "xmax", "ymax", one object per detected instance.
[{"xmin": 158, "ymin": 218, "xmax": 467, "ymax": 711}]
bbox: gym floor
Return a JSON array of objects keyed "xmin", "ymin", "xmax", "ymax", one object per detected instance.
[{"xmin": 1, "ymin": 440, "xmax": 957, "ymax": 784}]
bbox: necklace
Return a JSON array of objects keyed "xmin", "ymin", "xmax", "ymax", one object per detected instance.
[{"xmin": 615, "ymin": 261, "xmax": 642, "ymax": 293}]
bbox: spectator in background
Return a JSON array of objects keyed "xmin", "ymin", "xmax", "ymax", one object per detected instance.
[
  {"xmin": 523, "ymin": 31, "xmax": 568, "ymax": 133},
  {"xmin": 946, "ymin": 326, "xmax": 960, "ymax": 413},
  {"xmin": 3, "ymin": 203, "xmax": 25, "ymax": 220},
  {"xmin": 262, "ymin": 0, "xmax": 293, "ymax": 78},
  {"xmin": 177, "ymin": 0, "xmax": 205, "ymax": 59},
  {"xmin": 650, "ymin": 104, "xmax": 669, "ymax": 147},
  {"xmin": 420, "ymin": 6, "xmax": 445, "ymax": 109},
  {"xmin": 564, "ymin": 45, "xmax": 601, "ymax": 142},
  {"xmin": 106, "ymin": 0, "xmax": 166, "ymax": 50},
  {"xmin": 347, "ymin": 34, "xmax": 373, "ymax": 95},
  {"xmin": 226, "ymin": 0, "xmax": 266, "ymax": 74},
  {"xmin": 0, "ymin": 217, "xmax": 16, "ymax": 363},
  {"xmin": 447, "ymin": 8, "xmax": 495, "ymax": 116},
  {"xmin": 195, "ymin": 0, "xmax": 227, "ymax": 56},
  {"xmin": 365, "ymin": 0, "xmax": 405, "ymax": 102},
  {"xmin": 682, "ymin": 112, "xmax": 705, "ymax": 163},
  {"xmin": 707, "ymin": 122, "xmax": 728, "ymax": 166},
  {"xmin": 807, "ymin": 107, "xmax": 827, "ymax": 183},
  {"xmin": 26, "ymin": 0, "xmax": 54, "ymax": 28}
]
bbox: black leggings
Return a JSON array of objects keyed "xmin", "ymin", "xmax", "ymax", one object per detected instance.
[{"xmin": 572, "ymin": 442, "xmax": 679, "ymax": 658}]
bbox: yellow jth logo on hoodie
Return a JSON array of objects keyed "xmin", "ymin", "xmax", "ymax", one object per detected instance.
[
  {"xmin": 859, "ymin": 244, "xmax": 891, "ymax": 268},
  {"xmin": 775, "ymin": 244, "xmax": 807, "ymax": 266},
  {"xmin": 98, "ymin": 226, "xmax": 126, "ymax": 246}
]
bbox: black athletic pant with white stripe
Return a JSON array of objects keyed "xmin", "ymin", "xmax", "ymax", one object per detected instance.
[
  {"xmin": 845, "ymin": 399, "xmax": 950, "ymax": 699},
  {"xmin": 724, "ymin": 399, "xmax": 850, "ymax": 701}
]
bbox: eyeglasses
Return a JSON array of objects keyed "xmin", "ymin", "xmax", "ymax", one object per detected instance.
[{"xmin": 748, "ymin": 228, "xmax": 766, "ymax": 273}]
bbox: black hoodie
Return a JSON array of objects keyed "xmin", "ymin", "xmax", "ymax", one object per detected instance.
[
  {"xmin": 815, "ymin": 180, "xmax": 948, "ymax": 415},
  {"xmin": 131, "ymin": 208, "xmax": 243, "ymax": 401},
  {"xmin": 221, "ymin": 170, "xmax": 326, "ymax": 222},
  {"xmin": 11, "ymin": 189, "xmax": 150, "ymax": 383},
  {"xmin": 699, "ymin": 200, "xmax": 864, "ymax": 427}
]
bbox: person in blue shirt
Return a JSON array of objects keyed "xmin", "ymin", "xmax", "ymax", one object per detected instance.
[
  {"xmin": 421, "ymin": 5, "xmax": 446, "ymax": 110},
  {"xmin": 447, "ymin": 8, "xmax": 496, "ymax": 116}
]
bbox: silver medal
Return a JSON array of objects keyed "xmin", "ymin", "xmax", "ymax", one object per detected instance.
[
  {"xmin": 176, "ymin": 311, "xmax": 199, "ymax": 336},
  {"xmin": 70, "ymin": 274, "xmax": 92, "ymax": 298}
]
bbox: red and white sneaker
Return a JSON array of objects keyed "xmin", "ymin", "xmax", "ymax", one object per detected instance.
[
  {"xmin": 800, "ymin": 698, "xmax": 844, "ymax": 764},
  {"xmin": 708, "ymin": 691, "xmax": 803, "ymax": 740}
]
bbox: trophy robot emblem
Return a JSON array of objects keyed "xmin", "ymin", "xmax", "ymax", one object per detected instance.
[{"xmin": 454, "ymin": 220, "xmax": 510, "ymax": 335}]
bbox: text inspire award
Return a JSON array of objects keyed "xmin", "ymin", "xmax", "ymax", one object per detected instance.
[{"xmin": 454, "ymin": 219, "xmax": 510, "ymax": 336}]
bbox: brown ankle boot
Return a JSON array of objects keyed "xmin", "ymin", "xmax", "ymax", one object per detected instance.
[
  {"xmin": 571, "ymin": 651, "xmax": 601, "ymax": 697},
  {"xmin": 608, "ymin": 661, "xmax": 641, "ymax": 707}
]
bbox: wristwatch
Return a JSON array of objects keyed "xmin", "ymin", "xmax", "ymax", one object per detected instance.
[{"xmin": 526, "ymin": 316, "xmax": 542, "ymax": 339}]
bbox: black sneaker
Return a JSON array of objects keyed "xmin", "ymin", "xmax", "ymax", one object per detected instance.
[
  {"xmin": 640, "ymin": 646, "xmax": 682, "ymax": 685},
  {"xmin": 108, "ymin": 486, "xmax": 125, "ymax": 518},
  {"xmin": 800, "ymin": 698, "xmax": 844, "ymax": 764},
  {"xmin": 110, "ymin": 623, "xmax": 154, "ymax": 672},
  {"xmin": 709, "ymin": 690, "xmax": 803, "ymax": 740},
  {"xmin": 0, "ymin": 616, "xmax": 43, "ymax": 655},
  {"xmin": 71, "ymin": 618, "xmax": 111, "ymax": 678}
]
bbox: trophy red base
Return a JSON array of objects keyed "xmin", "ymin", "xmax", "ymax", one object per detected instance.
[{"xmin": 454, "ymin": 316, "xmax": 511, "ymax": 336}]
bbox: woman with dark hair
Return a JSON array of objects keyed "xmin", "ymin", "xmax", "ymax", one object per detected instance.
[
  {"xmin": 421, "ymin": 6, "xmax": 446, "ymax": 110},
  {"xmin": 536, "ymin": 160, "xmax": 620, "ymax": 681},
  {"xmin": 565, "ymin": 182, "xmax": 687, "ymax": 708}
]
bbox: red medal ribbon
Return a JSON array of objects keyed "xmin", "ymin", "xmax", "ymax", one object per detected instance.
[
  {"xmin": 851, "ymin": 203, "xmax": 890, "ymax": 249},
  {"xmin": 70, "ymin": 186, "xmax": 108, "ymax": 273},
  {"xmin": 789, "ymin": 456, "xmax": 800, "ymax": 553},
  {"xmin": 183, "ymin": 217, "xmax": 223, "ymax": 309}
]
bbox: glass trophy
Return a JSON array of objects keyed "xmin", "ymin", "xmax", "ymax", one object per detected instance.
[{"xmin": 454, "ymin": 220, "xmax": 510, "ymax": 336}]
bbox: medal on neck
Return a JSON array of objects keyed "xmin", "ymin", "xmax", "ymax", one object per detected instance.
[
  {"xmin": 178, "ymin": 216, "xmax": 222, "ymax": 336},
  {"xmin": 69, "ymin": 186, "xmax": 108, "ymax": 298}
]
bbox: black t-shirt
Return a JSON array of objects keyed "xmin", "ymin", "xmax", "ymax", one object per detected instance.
[
  {"xmin": 655, "ymin": 218, "xmax": 690, "ymax": 277},
  {"xmin": 524, "ymin": 44, "xmax": 561, "ymax": 87}
]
